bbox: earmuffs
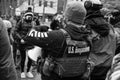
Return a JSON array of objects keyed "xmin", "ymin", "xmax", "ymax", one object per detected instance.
[{"xmin": 84, "ymin": 0, "xmax": 103, "ymax": 10}]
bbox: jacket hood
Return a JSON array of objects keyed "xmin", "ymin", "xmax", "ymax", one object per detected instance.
[{"xmin": 64, "ymin": 23, "xmax": 90, "ymax": 40}]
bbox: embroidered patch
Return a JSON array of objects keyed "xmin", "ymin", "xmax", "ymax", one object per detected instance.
[{"xmin": 28, "ymin": 29, "xmax": 48, "ymax": 38}]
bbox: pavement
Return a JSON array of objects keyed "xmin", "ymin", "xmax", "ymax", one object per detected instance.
[
  {"xmin": 16, "ymin": 67, "xmax": 41, "ymax": 80},
  {"xmin": 15, "ymin": 53, "xmax": 42, "ymax": 80}
]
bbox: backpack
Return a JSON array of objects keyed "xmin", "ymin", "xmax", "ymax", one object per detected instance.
[{"xmin": 37, "ymin": 30, "xmax": 94, "ymax": 78}]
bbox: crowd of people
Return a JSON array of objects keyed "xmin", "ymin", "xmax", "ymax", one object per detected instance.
[{"xmin": 1, "ymin": 0, "xmax": 120, "ymax": 80}]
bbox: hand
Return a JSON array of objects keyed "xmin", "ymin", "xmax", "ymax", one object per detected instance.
[{"xmin": 21, "ymin": 39, "xmax": 25, "ymax": 44}]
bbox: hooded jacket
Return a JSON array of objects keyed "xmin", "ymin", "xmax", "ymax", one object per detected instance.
[{"xmin": 85, "ymin": 10, "xmax": 117, "ymax": 67}]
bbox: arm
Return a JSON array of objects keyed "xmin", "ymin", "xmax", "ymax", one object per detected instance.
[
  {"xmin": 14, "ymin": 20, "xmax": 22, "ymax": 39},
  {"xmin": 24, "ymin": 28, "xmax": 65, "ymax": 49}
]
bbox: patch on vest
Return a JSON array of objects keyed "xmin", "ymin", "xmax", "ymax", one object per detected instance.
[
  {"xmin": 67, "ymin": 38, "xmax": 90, "ymax": 54},
  {"xmin": 28, "ymin": 29, "xmax": 48, "ymax": 38}
]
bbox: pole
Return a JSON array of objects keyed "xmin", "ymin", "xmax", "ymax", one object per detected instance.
[
  {"xmin": 42, "ymin": 0, "xmax": 45, "ymax": 24},
  {"xmin": 32, "ymin": 0, "xmax": 35, "ymax": 13},
  {"xmin": 63, "ymin": 0, "xmax": 67, "ymax": 12}
]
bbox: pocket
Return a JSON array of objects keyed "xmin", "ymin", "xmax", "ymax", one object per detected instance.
[
  {"xmin": 42, "ymin": 58, "xmax": 55, "ymax": 76},
  {"xmin": 54, "ymin": 57, "xmax": 88, "ymax": 77}
]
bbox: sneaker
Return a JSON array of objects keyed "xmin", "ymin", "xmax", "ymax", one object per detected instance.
[
  {"xmin": 21, "ymin": 72, "xmax": 26, "ymax": 78},
  {"xmin": 26, "ymin": 72, "xmax": 34, "ymax": 78}
]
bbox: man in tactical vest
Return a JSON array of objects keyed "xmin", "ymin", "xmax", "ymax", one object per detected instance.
[
  {"xmin": 15, "ymin": 8, "xmax": 35, "ymax": 78},
  {"xmin": 24, "ymin": 1, "xmax": 93, "ymax": 80},
  {"xmin": 84, "ymin": 0, "xmax": 118, "ymax": 80}
]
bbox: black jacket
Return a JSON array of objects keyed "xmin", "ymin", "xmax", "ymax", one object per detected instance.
[
  {"xmin": 85, "ymin": 11, "xmax": 117, "ymax": 67},
  {"xmin": 15, "ymin": 20, "xmax": 33, "ymax": 40}
]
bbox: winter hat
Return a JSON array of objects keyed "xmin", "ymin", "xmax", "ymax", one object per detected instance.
[{"xmin": 64, "ymin": 1, "xmax": 86, "ymax": 24}]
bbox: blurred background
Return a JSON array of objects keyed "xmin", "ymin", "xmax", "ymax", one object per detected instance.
[{"xmin": 0, "ymin": 0, "xmax": 120, "ymax": 23}]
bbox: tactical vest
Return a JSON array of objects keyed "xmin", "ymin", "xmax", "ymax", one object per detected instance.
[
  {"xmin": 40, "ymin": 34, "xmax": 92, "ymax": 78},
  {"xmin": 54, "ymin": 35, "xmax": 90, "ymax": 77}
]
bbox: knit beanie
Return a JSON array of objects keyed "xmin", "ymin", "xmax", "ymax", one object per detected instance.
[{"xmin": 64, "ymin": 1, "xmax": 86, "ymax": 24}]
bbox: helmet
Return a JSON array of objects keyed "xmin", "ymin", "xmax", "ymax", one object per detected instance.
[
  {"xmin": 23, "ymin": 12, "xmax": 34, "ymax": 23},
  {"xmin": 84, "ymin": 0, "xmax": 103, "ymax": 10}
]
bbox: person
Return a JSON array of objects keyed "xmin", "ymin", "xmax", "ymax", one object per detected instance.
[
  {"xmin": 105, "ymin": 53, "xmax": 119, "ymax": 80},
  {"xmin": 15, "ymin": 9, "xmax": 35, "ymax": 78},
  {"xmin": 2, "ymin": 16, "xmax": 13, "ymax": 44},
  {"xmin": 9, "ymin": 16, "xmax": 17, "ymax": 29},
  {"xmin": 9, "ymin": 16, "xmax": 18, "ymax": 65},
  {"xmin": 0, "ymin": 18, "xmax": 18, "ymax": 80},
  {"xmin": 24, "ymin": 1, "xmax": 92, "ymax": 80},
  {"xmin": 109, "ymin": 5, "xmax": 120, "ymax": 28},
  {"xmin": 27, "ymin": 25, "xmax": 50, "ymax": 70},
  {"xmin": 33, "ymin": 16, "xmax": 40, "ymax": 26},
  {"xmin": 2, "ymin": 17, "xmax": 12, "ymax": 31},
  {"xmin": 105, "ymin": 51, "xmax": 120, "ymax": 80},
  {"xmin": 108, "ymin": 5, "xmax": 120, "ymax": 55},
  {"xmin": 105, "ymin": 6, "xmax": 120, "ymax": 80},
  {"xmin": 25, "ymin": 7, "xmax": 33, "ymax": 13},
  {"xmin": 84, "ymin": 0, "xmax": 118, "ymax": 80},
  {"xmin": 50, "ymin": 13, "xmax": 63, "ymax": 30}
]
